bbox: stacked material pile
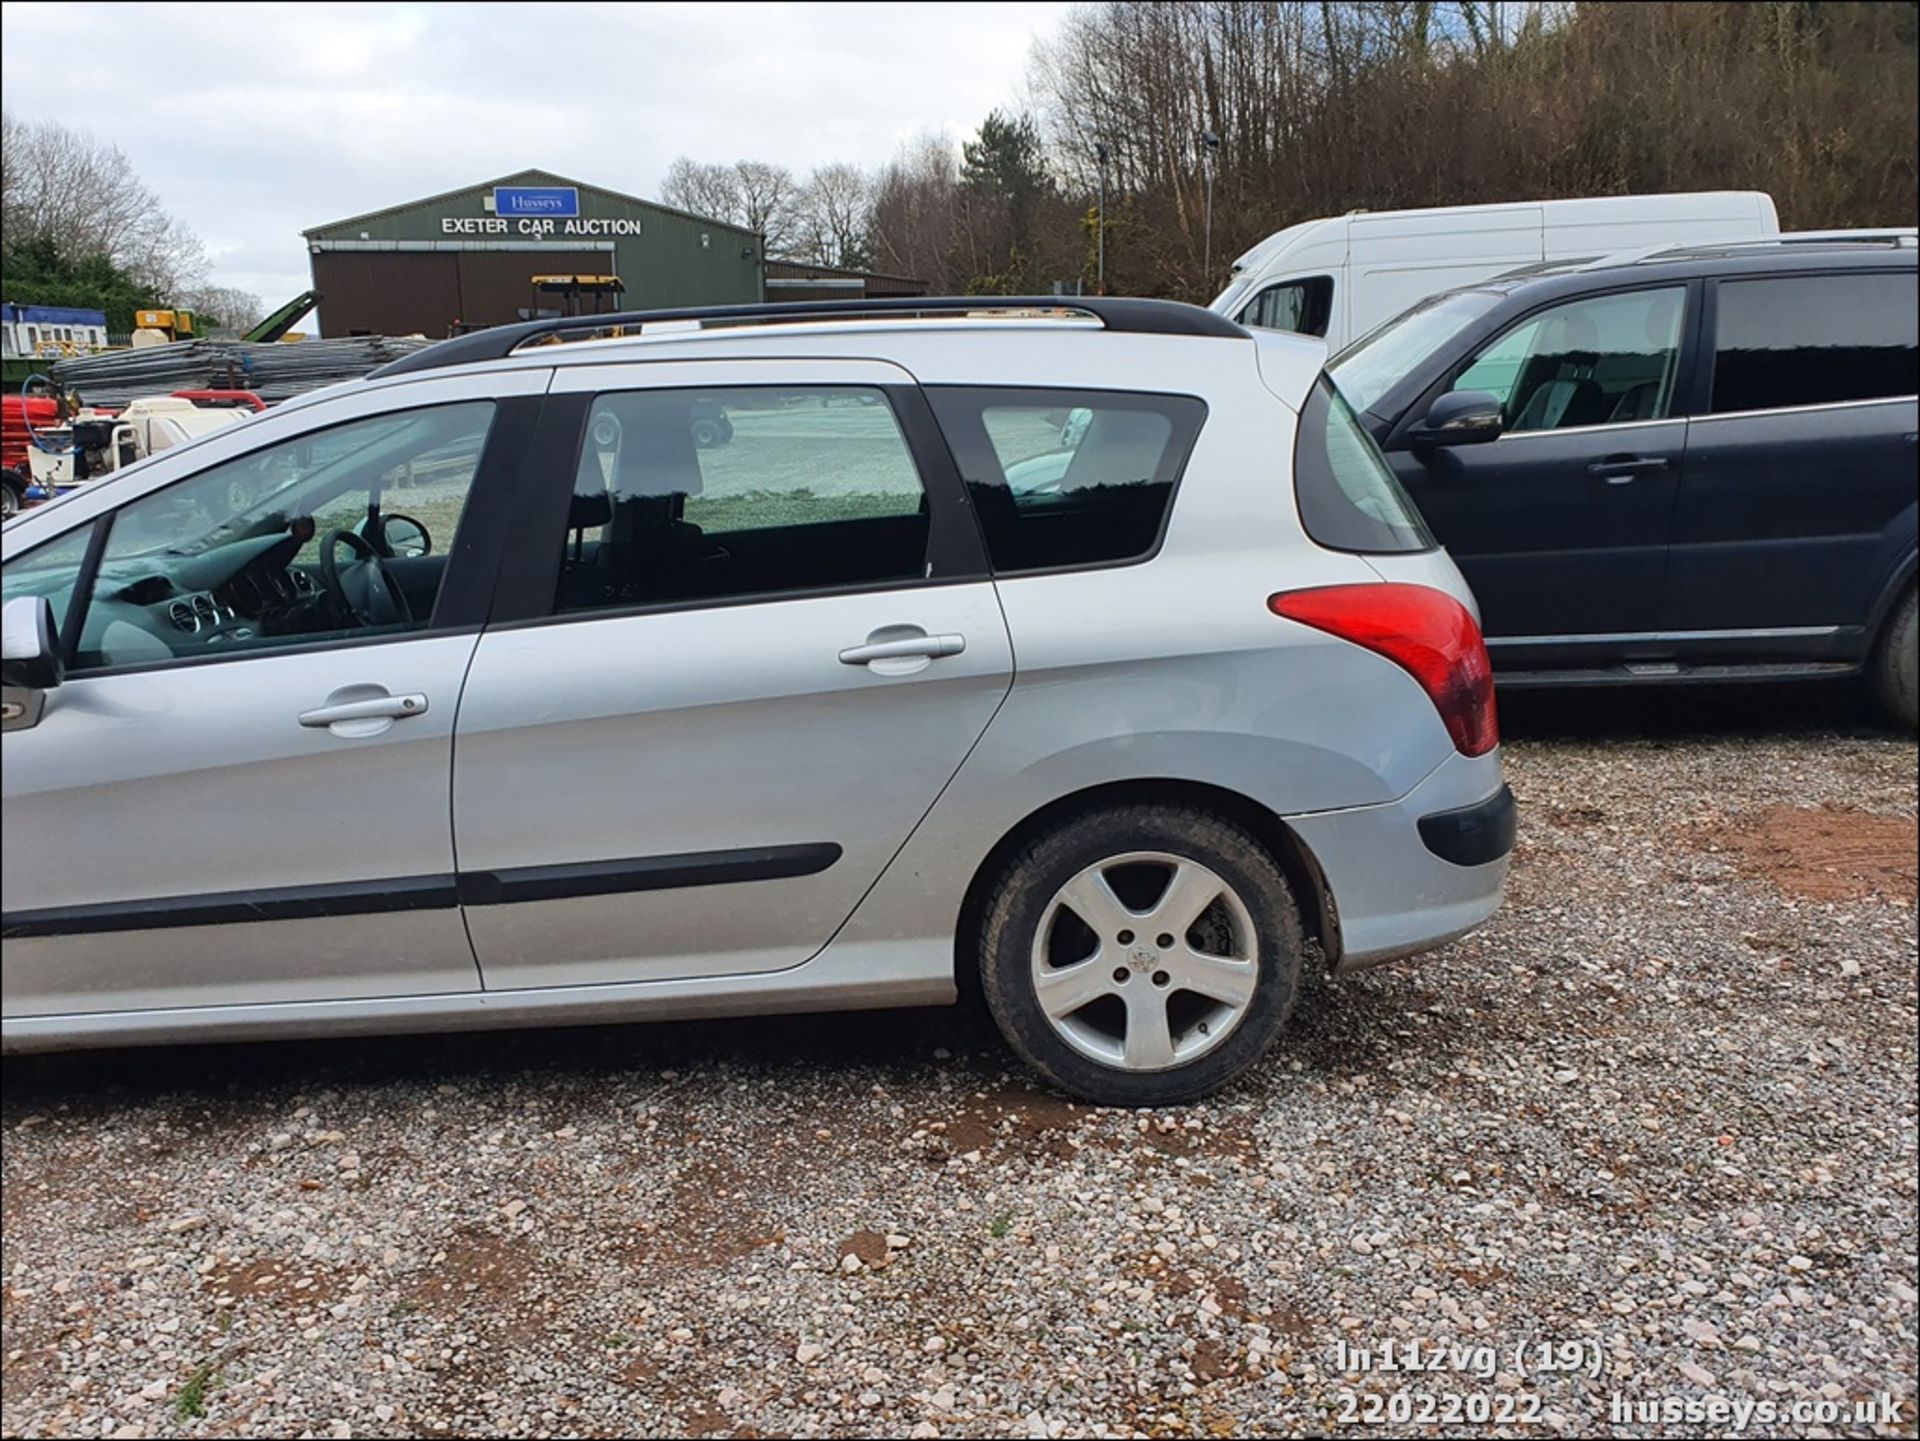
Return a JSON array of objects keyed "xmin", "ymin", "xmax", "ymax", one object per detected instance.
[{"xmin": 50, "ymin": 335, "xmax": 433, "ymax": 408}]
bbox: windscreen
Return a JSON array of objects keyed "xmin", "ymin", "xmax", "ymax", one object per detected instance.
[{"xmin": 1329, "ymin": 289, "xmax": 1503, "ymax": 413}]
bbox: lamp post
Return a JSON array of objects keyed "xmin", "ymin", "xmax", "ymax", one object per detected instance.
[
  {"xmin": 1094, "ymin": 140, "xmax": 1111, "ymax": 294},
  {"xmin": 1198, "ymin": 131, "xmax": 1213, "ymax": 297}
]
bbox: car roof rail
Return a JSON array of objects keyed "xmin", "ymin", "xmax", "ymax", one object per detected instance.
[
  {"xmin": 1576, "ymin": 228, "xmax": 1919, "ymax": 271},
  {"xmin": 367, "ymin": 295, "xmax": 1248, "ymax": 380}
]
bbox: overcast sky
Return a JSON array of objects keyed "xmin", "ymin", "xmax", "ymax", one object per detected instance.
[{"xmin": 0, "ymin": 1, "xmax": 1075, "ymax": 321}]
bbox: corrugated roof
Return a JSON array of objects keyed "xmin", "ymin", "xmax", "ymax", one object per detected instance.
[
  {"xmin": 763, "ymin": 258, "xmax": 926, "ymax": 286},
  {"xmin": 304, "ymin": 168, "xmax": 759, "ymax": 240}
]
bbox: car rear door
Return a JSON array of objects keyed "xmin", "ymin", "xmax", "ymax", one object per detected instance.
[
  {"xmin": 451, "ymin": 358, "xmax": 1013, "ymax": 990},
  {"xmin": 1, "ymin": 370, "xmax": 546, "ymax": 1019},
  {"xmin": 1666, "ymin": 268, "xmax": 1918, "ymax": 639},
  {"xmin": 1377, "ymin": 282, "xmax": 1695, "ymax": 659}
]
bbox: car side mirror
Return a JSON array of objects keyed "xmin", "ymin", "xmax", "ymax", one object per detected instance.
[
  {"xmin": 381, "ymin": 513, "xmax": 431, "ymax": 558},
  {"xmin": 1410, "ymin": 390, "xmax": 1504, "ymax": 449},
  {"xmin": 1, "ymin": 594, "xmax": 64, "ymax": 691}
]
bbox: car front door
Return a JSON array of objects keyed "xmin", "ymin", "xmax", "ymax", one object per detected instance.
[
  {"xmin": 0, "ymin": 371, "xmax": 546, "ymax": 1020},
  {"xmin": 1667, "ymin": 269, "xmax": 1918, "ymax": 638},
  {"xmin": 1378, "ymin": 284, "xmax": 1694, "ymax": 661},
  {"xmin": 451, "ymin": 359, "xmax": 1014, "ymax": 990}
]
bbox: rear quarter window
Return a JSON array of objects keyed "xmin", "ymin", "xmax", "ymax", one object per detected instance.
[
  {"xmin": 1295, "ymin": 376, "xmax": 1434, "ymax": 554},
  {"xmin": 926, "ymin": 388, "xmax": 1206, "ymax": 573}
]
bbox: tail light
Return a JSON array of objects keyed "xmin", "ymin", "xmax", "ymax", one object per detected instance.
[{"xmin": 1269, "ymin": 584, "xmax": 1498, "ymax": 757}]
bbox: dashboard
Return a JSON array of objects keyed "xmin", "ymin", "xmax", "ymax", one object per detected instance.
[
  {"xmin": 161, "ymin": 566, "xmax": 321, "ymax": 639},
  {"xmin": 79, "ymin": 531, "xmax": 338, "ymax": 668}
]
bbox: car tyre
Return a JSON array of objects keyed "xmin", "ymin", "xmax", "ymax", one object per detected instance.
[
  {"xmin": 978, "ymin": 803, "xmax": 1304, "ymax": 1106},
  {"xmin": 1872, "ymin": 585, "xmax": 1917, "ymax": 731},
  {"xmin": 1, "ymin": 471, "xmax": 23, "ymax": 520}
]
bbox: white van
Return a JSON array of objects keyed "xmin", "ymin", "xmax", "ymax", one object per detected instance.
[{"xmin": 1210, "ymin": 191, "xmax": 1779, "ymax": 352}]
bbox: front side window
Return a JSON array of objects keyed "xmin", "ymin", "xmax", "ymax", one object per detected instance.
[
  {"xmin": 1711, "ymin": 272, "xmax": 1919, "ymax": 414},
  {"xmin": 1443, "ymin": 285, "xmax": 1689, "ymax": 431},
  {"xmin": 1240, "ymin": 276, "xmax": 1335, "ymax": 338},
  {"xmin": 927, "ymin": 388, "xmax": 1206, "ymax": 574},
  {"xmin": 555, "ymin": 386, "xmax": 929, "ymax": 613},
  {"xmin": 1, "ymin": 522, "xmax": 96, "ymax": 644},
  {"xmin": 1450, "ymin": 286, "xmax": 1686, "ymax": 433},
  {"xmin": 50, "ymin": 401, "xmax": 494, "ymax": 674},
  {"xmin": 1294, "ymin": 377, "xmax": 1433, "ymax": 554}
]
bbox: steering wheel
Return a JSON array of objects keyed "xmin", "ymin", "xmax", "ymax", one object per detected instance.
[{"xmin": 317, "ymin": 528, "xmax": 413, "ymax": 629}]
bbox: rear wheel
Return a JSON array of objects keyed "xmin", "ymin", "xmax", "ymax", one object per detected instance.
[
  {"xmin": 1, "ymin": 471, "xmax": 24, "ymax": 519},
  {"xmin": 977, "ymin": 804, "xmax": 1304, "ymax": 1106},
  {"xmin": 1872, "ymin": 586, "xmax": 1917, "ymax": 731}
]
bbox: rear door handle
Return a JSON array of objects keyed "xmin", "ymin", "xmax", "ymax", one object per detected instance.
[
  {"xmin": 1588, "ymin": 455, "xmax": 1669, "ymax": 482},
  {"xmin": 839, "ymin": 634, "xmax": 966, "ymax": 665},
  {"xmin": 299, "ymin": 692, "xmax": 428, "ymax": 729}
]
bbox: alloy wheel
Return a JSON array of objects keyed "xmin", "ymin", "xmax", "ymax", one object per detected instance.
[{"xmin": 1029, "ymin": 851, "xmax": 1259, "ymax": 1072}]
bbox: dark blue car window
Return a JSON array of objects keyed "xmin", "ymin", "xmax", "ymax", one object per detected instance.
[{"xmin": 1712, "ymin": 272, "xmax": 1919, "ymax": 414}]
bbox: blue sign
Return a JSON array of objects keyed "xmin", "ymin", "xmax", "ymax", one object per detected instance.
[{"xmin": 494, "ymin": 186, "xmax": 579, "ymax": 218}]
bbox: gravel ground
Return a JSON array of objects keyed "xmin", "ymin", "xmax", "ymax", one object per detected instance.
[{"xmin": 4, "ymin": 686, "xmax": 1916, "ymax": 1440}]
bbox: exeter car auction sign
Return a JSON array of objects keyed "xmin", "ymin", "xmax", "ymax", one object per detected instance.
[{"xmin": 443, "ymin": 186, "xmax": 645, "ymax": 237}]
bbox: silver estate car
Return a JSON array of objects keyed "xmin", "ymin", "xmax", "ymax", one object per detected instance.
[{"xmin": 1, "ymin": 297, "xmax": 1513, "ymax": 1105}]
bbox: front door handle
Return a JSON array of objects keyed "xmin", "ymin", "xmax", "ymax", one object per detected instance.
[
  {"xmin": 839, "ymin": 634, "xmax": 966, "ymax": 666},
  {"xmin": 1588, "ymin": 455, "xmax": 1669, "ymax": 483},
  {"xmin": 299, "ymin": 691, "xmax": 428, "ymax": 735}
]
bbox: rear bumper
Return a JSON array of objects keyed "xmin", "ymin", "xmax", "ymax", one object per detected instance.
[{"xmin": 1284, "ymin": 750, "xmax": 1512, "ymax": 974}]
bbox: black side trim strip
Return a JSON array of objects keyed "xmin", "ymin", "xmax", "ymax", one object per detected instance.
[
  {"xmin": 457, "ymin": 843, "xmax": 842, "ymax": 906},
  {"xmin": 1417, "ymin": 785, "xmax": 1518, "ymax": 868},
  {"xmin": 1, "ymin": 844, "xmax": 844, "ymax": 938},
  {"xmin": 2, "ymin": 874, "xmax": 459, "ymax": 940}
]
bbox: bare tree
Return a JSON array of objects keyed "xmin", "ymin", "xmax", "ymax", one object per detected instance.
[
  {"xmin": 792, "ymin": 163, "xmax": 872, "ymax": 269},
  {"xmin": 658, "ymin": 156, "xmax": 742, "ymax": 224},
  {"xmin": 2, "ymin": 109, "xmax": 207, "ymax": 294},
  {"xmin": 659, "ymin": 155, "xmax": 799, "ymax": 256},
  {"xmin": 1025, "ymin": 1, "xmax": 1917, "ymax": 300},
  {"xmin": 179, "ymin": 283, "xmax": 267, "ymax": 334},
  {"xmin": 869, "ymin": 133, "xmax": 962, "ymax": 288},
  {"xmin": 734, "ymin": 159, "xmax": 797, "ymax": 256}
]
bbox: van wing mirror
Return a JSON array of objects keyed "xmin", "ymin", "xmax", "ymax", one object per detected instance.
[
  {"xmin": 1, "ymin": 594, "xmax": 64, "ymax": 691},
  {"xmin": 1410, "ymin": 390, "xmax": 1504, "ymax": 449}
]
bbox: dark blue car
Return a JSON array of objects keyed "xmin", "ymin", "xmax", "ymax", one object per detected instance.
[{"xmin": 1329, "ymin": 236, "xmax": 1918, "ymax": 727}]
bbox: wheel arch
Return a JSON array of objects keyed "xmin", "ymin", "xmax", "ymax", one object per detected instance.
[
  {"xmin": 1867, "ymin": 546, "xmax": 1918, "ymax": 636},
  {"xmin": 954, "ymin": 777, "xmax": 1342, "ymax": 999}
]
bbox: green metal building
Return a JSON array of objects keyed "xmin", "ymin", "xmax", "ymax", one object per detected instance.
[{"xmin": 302, "ymin": 168, "xmax": 763, "ymax": 339}]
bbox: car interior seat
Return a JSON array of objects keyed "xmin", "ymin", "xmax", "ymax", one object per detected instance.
[
  {"xmin": 1511, "ymin": 310, "xmax": 1610, "ymax": 432},
  {"xmin": 597, "ymin": 401, "xmax": 712, "ymax": 601},
  {"xmin": 1606, "ymin": 297, "xmax": 1684, "ymax": 423},
  {"xmin": 1057, "ymin": 410, "xmax": 1172, "ymax": 493}
]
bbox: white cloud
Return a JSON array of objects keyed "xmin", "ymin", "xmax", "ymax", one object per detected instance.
[{"xmin": 0, "ymin": 0, "xmax": 1074, "ymax": 317}]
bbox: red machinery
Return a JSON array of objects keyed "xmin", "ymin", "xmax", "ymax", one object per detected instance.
[{"xmin": 2, "ymin": 393, "xmax": 62, "ymax": 517}]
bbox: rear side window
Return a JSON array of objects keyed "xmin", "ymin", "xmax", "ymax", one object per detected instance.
[
  {"xmin": 1712, "ymin": 272, "xmax": 1919, "ymax": 413},
  {"xmin": 1295, "ymin": 377, "xmax": 1433, "ymax": 554},
  {"xmin": 927, "ymin": 388, "xmax": 1205, "ymax": 573},
  {"xmin": 555, "ymin": 386, "xmax": 929, "ymax": 612}
]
